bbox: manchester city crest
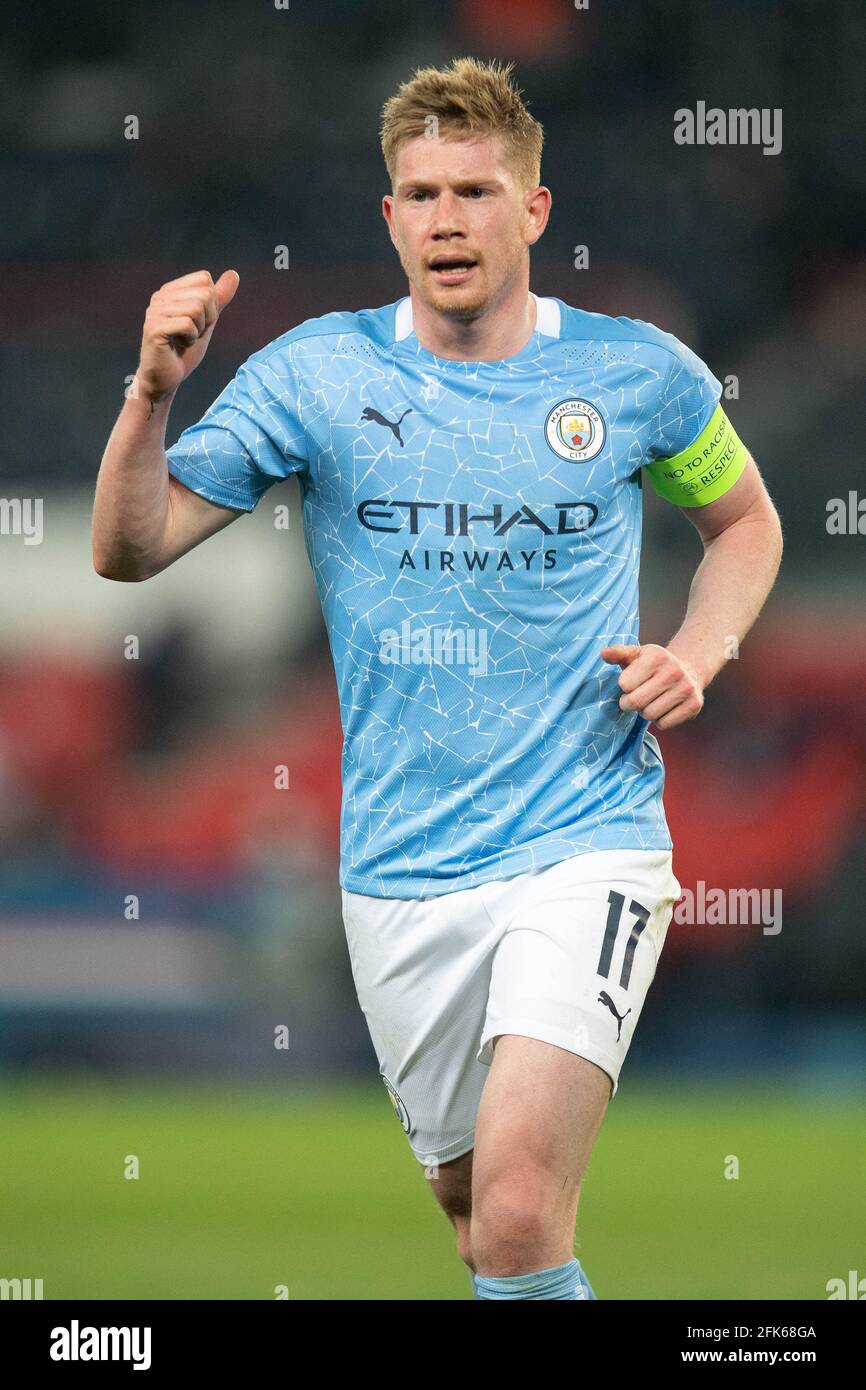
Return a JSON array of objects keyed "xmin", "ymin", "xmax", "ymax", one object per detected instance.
[
  {"xmin": 545, "ymin": 398, "xmax": 606, "ymax": 462},
  {"xmin": 382, "ymin": 1076, "xmax": 411, "ymax": 1133}
]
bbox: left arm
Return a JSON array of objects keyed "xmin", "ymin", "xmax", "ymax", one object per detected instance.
[{"xmin": 601, "ymin": 454, "xmax": 783, "ymax": 729}]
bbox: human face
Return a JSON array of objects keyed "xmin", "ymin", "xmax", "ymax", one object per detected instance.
[{"xmin": 382, "ymin": 133, "xmax": 547, "ymax": 321}]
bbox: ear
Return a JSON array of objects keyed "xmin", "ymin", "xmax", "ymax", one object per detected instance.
[
  {"xmin": 525, "ymin": 185, "xmax": 552, "ymax": 245},
  {"xmin": 382, "ymin": 193, "xmax": 398, "ymax": 245}
]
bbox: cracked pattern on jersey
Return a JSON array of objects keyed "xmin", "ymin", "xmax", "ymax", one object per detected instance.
[{"xmin": 167, "ymin": 298, "xmax": 720, "ymax": 897}]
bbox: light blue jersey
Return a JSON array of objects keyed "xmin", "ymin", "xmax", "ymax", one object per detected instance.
[{"xmin": 166, "ymin": 294, "xmax": 721, "ymax": 898}]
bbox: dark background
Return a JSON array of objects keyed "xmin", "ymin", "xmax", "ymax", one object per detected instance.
[{"xmin": 0, "ymin": 1, "xmax": 863, "ymax": 1300}]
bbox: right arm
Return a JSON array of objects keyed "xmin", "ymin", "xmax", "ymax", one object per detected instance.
[{"xmin": 92, "ymin": 269, "xmax": 242, "ymax": 581}]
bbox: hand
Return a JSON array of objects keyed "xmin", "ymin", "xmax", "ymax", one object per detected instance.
[
  {"xmin": 600, "ymin": 643, "xmax": 705, "ymax": 730},
  {"xmin": 136, "ymin": 269, "xmax": 240, "ymax": 405}
]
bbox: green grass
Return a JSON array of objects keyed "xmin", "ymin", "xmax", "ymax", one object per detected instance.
[{"xmin": 0, "ymin": 1074, "xmax": 861, "ymax": 1299}]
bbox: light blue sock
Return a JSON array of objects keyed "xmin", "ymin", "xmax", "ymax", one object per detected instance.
[
  {"xmin": 576, "ymin": 1257, "xmax": 597, "ymax": 1300},
  {"xmin": 475, "ymin": 1256, "xmax": 595, "ymax": 1300}
]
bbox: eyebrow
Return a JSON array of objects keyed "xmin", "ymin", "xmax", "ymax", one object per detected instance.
[{"xmin": 397, "ymin": 177, "xmax": 505, "ymax": 194}]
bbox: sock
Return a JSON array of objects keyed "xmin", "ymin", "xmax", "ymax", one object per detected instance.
[
  {"xmin": 475, "ymin": 1256, "xmax": 593, "ymax": 1300},
  {"xmin": 576, "ymin": 1257, "xmax": 597, "ymax": 1300}
]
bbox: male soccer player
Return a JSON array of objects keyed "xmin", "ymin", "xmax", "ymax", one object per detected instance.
[{"xmin": 92, "ymin": 58, "xmax": 783, "ymax": 1300}]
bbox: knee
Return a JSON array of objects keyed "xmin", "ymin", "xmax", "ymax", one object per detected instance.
[{"xmin": 470, "ymin": 1175, "xmax": 571, "ymax": 1274}]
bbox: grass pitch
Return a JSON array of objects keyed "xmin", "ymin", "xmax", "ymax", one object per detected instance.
[{"xmin": 0, "ymin": 1074, "xmax": 860, "ymax": 1300}]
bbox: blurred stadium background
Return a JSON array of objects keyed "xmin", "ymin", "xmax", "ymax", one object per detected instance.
[{"xmin": 0, "ymin": 0, "xmax": 864, "ymax": 1299}]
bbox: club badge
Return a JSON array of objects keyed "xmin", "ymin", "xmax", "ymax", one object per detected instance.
[
  {"xmin": 545, "ymin": 399, "xmax": 606, "ymax": 462},
  {"xmin": 383, "ymin": 1076, "xmax": 411, "ymax": 1133}
]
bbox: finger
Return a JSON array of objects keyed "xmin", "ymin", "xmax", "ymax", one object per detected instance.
[
  {"xmin": 153, "ymin": 299, "xmax": 210, "ymax": 334},
  {"xmin": 152, "ymin": 309, "xmax": 206, "ymax": 334},
  {"xmin": 617, "ymin": 653, "xmax": 671, "ymax": 694},
  {"xmin": 158, "ymin": 270, "xmax": 214, "ymax": 292},
  {"xmin": 157, "ymin": 314, "xmax": 203, "ymax": 345},
  {"xmin": 642, "ymin": 688, "xmax": 692, "ymax": 723},
  {"xmin": 619, "ymin": 672, "xmax": 673, "ymax": 711},
  {"xmin": 600, "ymin": 644, "xmax": 641, "ymax": 666},
  {"xmin": 214, "ymin": 269, "xmax": 240, "ymax": 312},
  {"xmin": 654, "ymin": 703, "xmax": 699, "ymax": 730},
  {"xmin": 168, "ymin": 295, "xmax": 221, "ymax": 329}
]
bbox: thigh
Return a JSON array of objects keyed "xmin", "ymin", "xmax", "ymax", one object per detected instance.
[
  {"xmin": 341, "ymin": 884, "xmax": 499, "ymax": 1166},
  {"xmin": 478, "ymin": 848, "xmax": 681, "ymax": 1098},
  {"xmin": 473, "ymin": 1035, "xmax": 611, "ymax": 1202}
]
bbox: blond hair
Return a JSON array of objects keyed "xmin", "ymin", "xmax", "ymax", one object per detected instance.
[{"xmin": 380, "ymin": 57, "xmax": 543, "ymax": 191}]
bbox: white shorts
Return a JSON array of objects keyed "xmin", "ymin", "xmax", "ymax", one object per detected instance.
[{"xmin": 341, "ymin": 848, "xmax": 680, "ymax": 1166}]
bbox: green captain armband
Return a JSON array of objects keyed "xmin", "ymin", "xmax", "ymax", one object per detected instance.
[{"xmin": 645, "ymin": 403, "xmax": 749, "ymax": 507}]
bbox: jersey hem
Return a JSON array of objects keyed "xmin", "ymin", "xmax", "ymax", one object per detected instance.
[
  {"xmin": 409, "ymin": 1128, "xmax": 477, "ymax": 1165},
  {"xmin": 339, "ymin": 826, "xmax": 674, "ymax": 900},
  {"xmin": 476, "ymin": 1020, "xmax": 619, "ymax": 1097},
  {"xmin": 165, "ymin": 456, "xmax": 255, "ymax": 512}
]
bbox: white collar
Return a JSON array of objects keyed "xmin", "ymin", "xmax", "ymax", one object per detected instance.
[{"xmin": 394, "ymin": 291, "xmax": 560, "ymax": 343}]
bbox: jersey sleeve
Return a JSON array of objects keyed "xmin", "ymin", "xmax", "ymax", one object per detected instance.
[
  {"xmin": 644, "ymin": 333, "xmax": 748, "ymax": 508},
  {"xmin": 165, "ymin": 347, "xmax": 309, "ymax": 512}
]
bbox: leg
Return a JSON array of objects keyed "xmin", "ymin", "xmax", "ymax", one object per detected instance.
[
  {"xmin": 468, "ymin": 849, "xmax": 680, "ymax": 1289},
  {"xmin": 425, "ymin": 1148, "xmax": 475, "ymax": 1271},
  {"xmin": 340, "ymin": 881, "xmax": 494, "ymax": 1197},
  {"xmin": 471, "ymin": 1035, "xmax": 612, "ymax": 1277}
]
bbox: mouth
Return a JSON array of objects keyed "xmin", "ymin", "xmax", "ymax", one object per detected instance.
[{"xmin": 427, "ymin": 255, "xmax": 478, "ymax": 285}]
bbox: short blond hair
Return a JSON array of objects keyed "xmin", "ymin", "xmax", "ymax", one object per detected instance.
[{"xmin": 380, "ymin": 57, "xmax": 543, "ymax": 191}]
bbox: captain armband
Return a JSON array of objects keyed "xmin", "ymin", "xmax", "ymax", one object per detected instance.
[{"xmin": 645, "ymin": 403, "xmax": 749, "ymax": 507}]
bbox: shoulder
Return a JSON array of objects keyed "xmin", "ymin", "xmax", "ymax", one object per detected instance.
[
  {"xmin": 552, "ymin": 299, "xmax": 704, "ymax": 373},
  {"xmin": 244, "ymin": 302, "xmax": 402, "ymax": 373}
]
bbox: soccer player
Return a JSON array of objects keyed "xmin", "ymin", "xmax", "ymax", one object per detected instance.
[{"xmin": 92, "ymin": 58, "xmax": 783, "ymax": 1300}]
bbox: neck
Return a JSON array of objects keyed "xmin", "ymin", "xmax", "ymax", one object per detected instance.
[{"xmin": 408, "ymin": 276, "xmax": 537, "ymax": 361}]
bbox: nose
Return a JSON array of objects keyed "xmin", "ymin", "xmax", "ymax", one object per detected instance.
[{"xmin": 430, "ymin": 189, "xmax": 468, "ymax": 240}]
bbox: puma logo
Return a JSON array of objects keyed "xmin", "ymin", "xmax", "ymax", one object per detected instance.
[
  {"xmin": 360, "ymin": 406, "xmax": 413, "ymax": 447},
  {"xmin": 598, "ymin": 990, "xmax": 631, "ymax": 1041}
]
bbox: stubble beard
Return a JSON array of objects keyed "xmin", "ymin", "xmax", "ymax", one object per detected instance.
[{"xmin": 402, "ymin": 235, "xmax": 527, "ymax": 324}]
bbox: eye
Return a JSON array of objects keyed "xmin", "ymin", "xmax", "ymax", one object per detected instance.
[
  {"xmin": 409, "ymin": 190, "xmax": 430, "ymax": 202},
  {"xmin": 465, "ymin": 187, "xmax": 488, "ymax": 198}
]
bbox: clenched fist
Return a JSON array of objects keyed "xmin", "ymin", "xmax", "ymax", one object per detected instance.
[
  {"xmin": 136, "ymin": 269, "xmax": 239, "ymax": 405},
  {"xmin": 601, "ymin": 643, "xmax": 705, "ymax": 730}
]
